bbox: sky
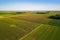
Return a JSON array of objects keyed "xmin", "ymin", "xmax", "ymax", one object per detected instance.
[{"xmin": 0, "ymin": 0, "xmax": 60, "ymax": 11}]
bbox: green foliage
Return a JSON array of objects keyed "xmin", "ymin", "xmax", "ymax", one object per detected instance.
[
  {"xmin": 36, "ymin": 11, "xmax": 49, "ymax": 14},
  {"xmin": 16, "ymin": 12, "xmax": 22, "ymax": 14},
  {"xmin": 48, "ymin": 14, "xmax": 60, "ymax": 19},
  {"xmin": 36, "ymin": 12, "xmax": 46, "ymax": 14}
]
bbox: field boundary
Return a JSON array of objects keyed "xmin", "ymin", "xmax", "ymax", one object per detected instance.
[{"xmin": 19, "ymin": 24, "xmax": 44, "ymax": 40}]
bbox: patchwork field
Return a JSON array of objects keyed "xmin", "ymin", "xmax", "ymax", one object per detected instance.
[
  {"xmin": 20, "ymin": 24, "xmax": 60, "ymax": 40},
  {"xmin": 0, "ymin": 11, "xmax": 60, "ymax": 40}
]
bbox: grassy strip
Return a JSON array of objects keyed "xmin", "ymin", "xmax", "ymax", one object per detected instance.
[
  {"xmin": 41, "ymin": 26, "xmax": 55, "ymax": 40},
  {"xmin": 38, "ymin": 25, "xmax": 55, "ymax": 40},
  {"xmin": 19, "ymin": 24, "xmax": 44, "ymax": 40},
  {"xmin": 50, "ymin": 27, "xmax": 58, "ymax": 40}
]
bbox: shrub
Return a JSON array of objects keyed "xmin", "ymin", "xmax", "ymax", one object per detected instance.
[
  {"xmin": 16, "ymin": 12, "xmax": 23, "ymax": 14},
  {"xmin": 36, "ymin": 11, "xmax": 49, "ymax": 14},
  {"xmin": 48, "ymin": 14, "xmax": 60, "ymax": 19}
]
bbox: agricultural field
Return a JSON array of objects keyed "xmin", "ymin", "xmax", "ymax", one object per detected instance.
[{"xmin": 0, "ymin": 11, "xmax": 60, "ymax": 40}]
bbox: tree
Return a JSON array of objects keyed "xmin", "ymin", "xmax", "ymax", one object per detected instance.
[{"xmin": 48, "ymin": 14, "xmax": 60, "ymax": 19}]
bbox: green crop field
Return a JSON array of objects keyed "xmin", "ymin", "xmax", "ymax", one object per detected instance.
[{"xmin": 0, "ymin": 11, "xmax": 60, "ymax": 40}]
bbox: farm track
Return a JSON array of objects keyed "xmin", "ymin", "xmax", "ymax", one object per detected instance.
[
  {"xmin": 0, "ymin": 17, "xmax": 41, "ymax": 40},
  {"xmin": 19, "ymin": 24, "xmax": 44, "ymax": 40},
  {"xmin": 19, "ymin": 24, "xmax": 60, "ymax": 40}
]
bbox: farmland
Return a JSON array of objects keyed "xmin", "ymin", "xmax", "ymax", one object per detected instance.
[{"xmin": 0, "ymin": 11, "xmax": 60, "ymax": 40}]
